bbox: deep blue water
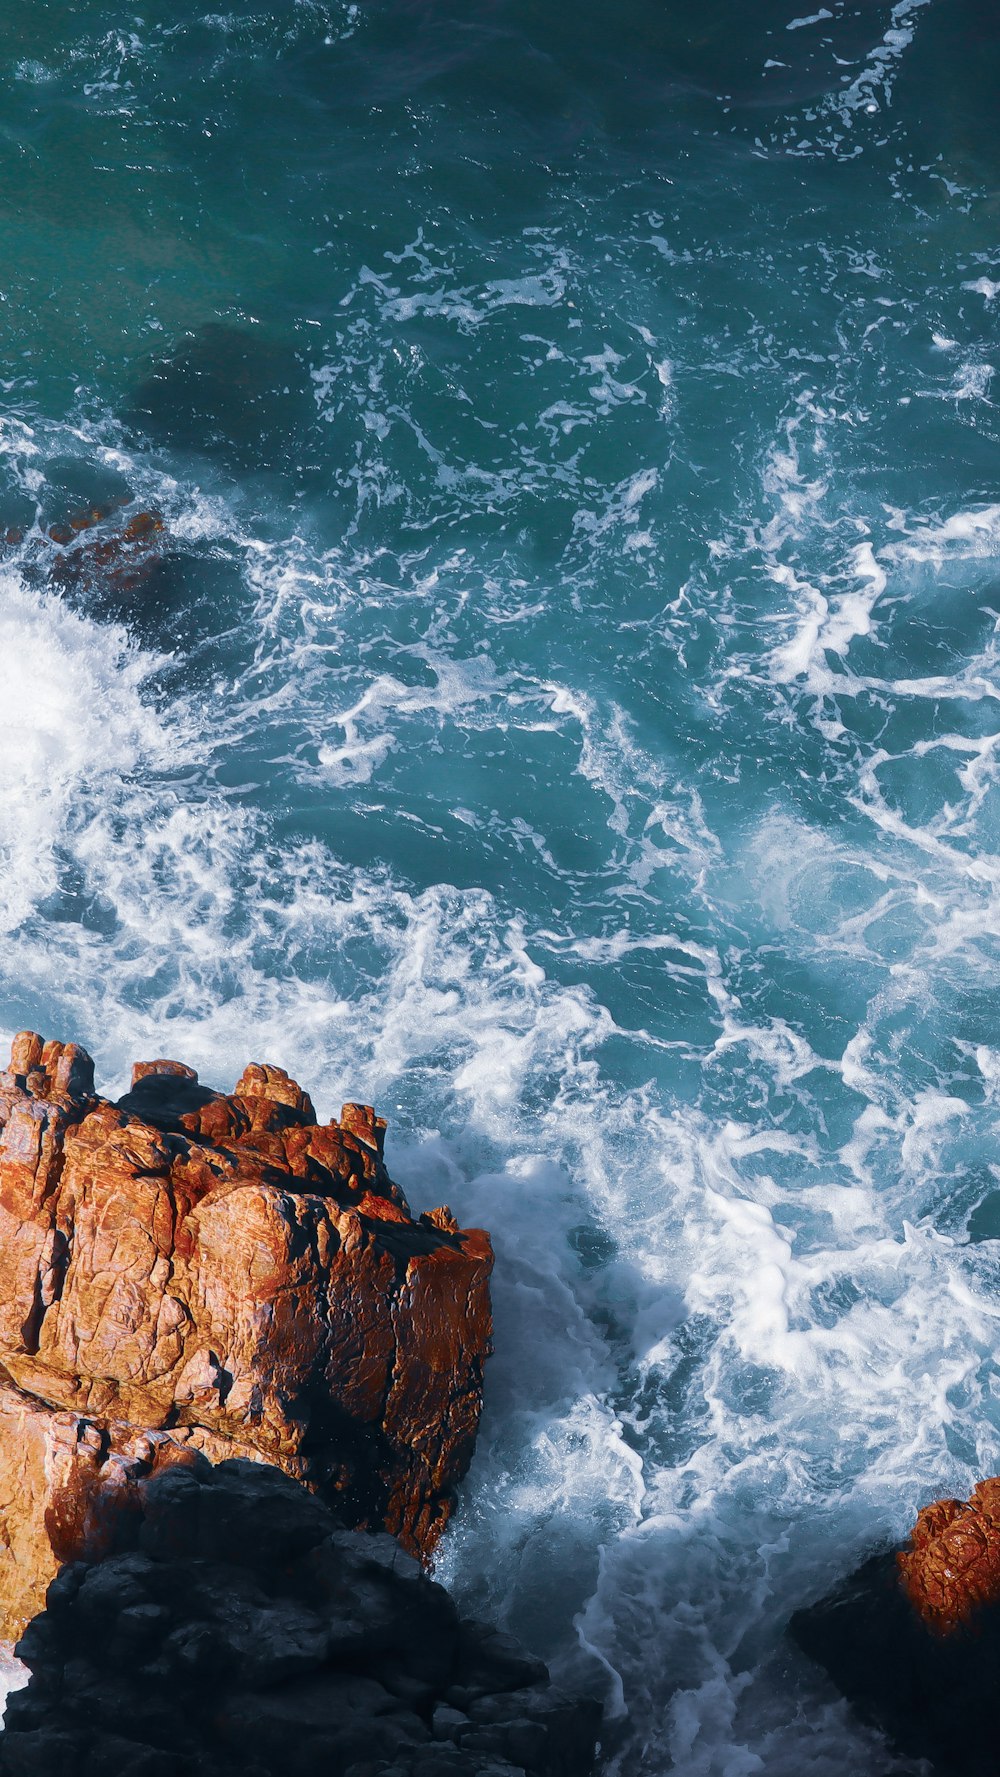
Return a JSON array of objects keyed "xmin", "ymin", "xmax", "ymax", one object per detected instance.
[{"xmin": 2, "ymin": 2, "xmax": 1000, "ymax": 1768}]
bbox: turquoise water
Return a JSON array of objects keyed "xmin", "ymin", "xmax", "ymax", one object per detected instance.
[{"xmin": 1, "ymin": 1, "xmax": 1000, "ymax": 1768}]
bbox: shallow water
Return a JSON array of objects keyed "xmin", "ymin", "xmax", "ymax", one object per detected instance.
[{"xmin": 1, "ymin": 0, "xmax": 1000, "ymax": 1768}]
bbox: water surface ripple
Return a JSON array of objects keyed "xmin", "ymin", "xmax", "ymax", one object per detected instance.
[{"xmin": 1, "ymin": 1, "xmax": 999, "ymax": 1769}]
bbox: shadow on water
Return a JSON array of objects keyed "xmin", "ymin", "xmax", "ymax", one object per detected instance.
[{"xmin": 122, "ymin": 322, "xmax": 315, "ymax": 476}]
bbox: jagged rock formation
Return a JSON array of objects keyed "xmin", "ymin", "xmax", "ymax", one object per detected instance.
[
  {"xmin": 0, "ymin": 1456, "xmax": 601, "ymax": 1777},
  {"xmin": 898, "ymin": 1479, "xmax": 1000, "ymax": 1635},
  {"xmin": 790, "ymin": 1479, "xmax": 1000, "ymax": 1777},
  {"xmin": 0, "ymin": 1032, "xmax": 492, "ymax": 1638}
]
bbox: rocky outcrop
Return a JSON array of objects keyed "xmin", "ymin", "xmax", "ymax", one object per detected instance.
[
  {"xmin": 0, "ymin": 1457, "xmax": 601, "ymax": 1777},
  {"xmin": 0, "ymin": 1032, "xmax": 492, "ymax": 1637},
  {"xmin": 790, "ymin": 1479, "xmax": 1000, "ymax": 1776},
  {"xmin": 898, "ymin": 1479, "xmax": 1000, "ymax": 1635}
]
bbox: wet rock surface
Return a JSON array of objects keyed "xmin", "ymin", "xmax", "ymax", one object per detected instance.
[
  {"xmin": 897, "ymin": 1480, "xmax": 1000, "ymax": 1636},
  {"xmin": 0, "ymin": 1457, "xmax": 601, "ymax": 1777},
  {"xmin": 1, "ymin": 497, "xmax": 167, "ymax": 598},
  {"xmin": 790, "ymin": 1484, "xmax": 1000, "ymax": 1777},
  {"xmin": 0, "ymin": 1032, "xmax": 492, "ymax": 1636},
  {"xmin": 0, "ymin": 476, "xmax": 247, "ymax": 653}
]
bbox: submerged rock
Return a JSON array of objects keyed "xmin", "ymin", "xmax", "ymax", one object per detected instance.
[
  {"xmin": 46, "ymin": 505, "xmax": 167, "ymax": 597},
  {"xmin": 123, "ymin": 322, "xmax": 314, "ymax": 471},
  {"xmin": 0, "ymin": 1033, "xmax": 492, "ymax": 1638},
  {"xmin": 790, "ymin": 1478, "xmax": 1000, "ymax": 1776},
  {"xmin": 0, "ymin": 499, "xmax": 168, "ymax": 604},
  {"xmin": 0, "ymin": 1456, "xmax": 601, "ymax": 1777}
]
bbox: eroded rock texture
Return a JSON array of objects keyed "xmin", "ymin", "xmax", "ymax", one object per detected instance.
[
  {"xmin": 0, "ymin": 1457, "xmax": 601, "ymax": 1777},
  {"xmin": 898, "ymin": 1479, "xmax": 1000, "ymax": 1635},
  {"xmin": 0, "ymin": 1032, "xmax": 492, "ymax": 1637}
]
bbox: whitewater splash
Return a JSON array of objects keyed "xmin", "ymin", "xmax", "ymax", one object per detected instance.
[
  {"xmin": 3, "ymin": 456, "xmax": 1000, "ymax": 1775},
  {"xmin": 0, "ymin": 1648, "xmax": 27, "ymax": 1727}
]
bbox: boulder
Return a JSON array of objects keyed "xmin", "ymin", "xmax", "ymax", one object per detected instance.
[
  {"xmin": 897, "ymin": 1480, "xmax": 1000, "ymax": 1635},
  {"xmin": 790, "ymin": 1478, "xmax": 1000, "ymax": 1776},
  {"xmin": 0, "ymin": 1033, "xmax": 492, "ymax": 1637},
  {"xmin": 0, "ymin": 1458, "xmax": 602, "ymax": 1777}
]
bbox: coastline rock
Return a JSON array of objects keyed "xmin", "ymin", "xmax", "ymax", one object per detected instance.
[
  {"xmin": 897, "ymin": 1480, "xmax": 1000, "ymax": 1635},
  {"xmin": 790, "ymin": 1480, "xmax": 1000, "ymax": 1776},
  {"xmin": 0, "ymin": 1386, "xmax": 208, "ymax": 1645},
  {"xmin": 47, "ymin": 505, "xmax": 167, "ymax": 597},
  {"xmin": 1, "ymin": 500, "xmax": 167, "ymax": 598},
  {"xmin": 0, "ymin": 1032, "xmax": 492, "ymax": 1637},
  {"xmin": 0, "ymin": 1457, "xmax": 602, "ymax": 1777}
]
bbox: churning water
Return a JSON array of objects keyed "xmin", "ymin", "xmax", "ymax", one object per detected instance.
[{"xmin": 1, "ymin": 1, "xmax": 1000, "ymax": 1768}]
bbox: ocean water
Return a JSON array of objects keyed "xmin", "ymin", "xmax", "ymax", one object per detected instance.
[{"xmin": 1, "ymin": 0, "xmax": 999, "ymax": 1767}]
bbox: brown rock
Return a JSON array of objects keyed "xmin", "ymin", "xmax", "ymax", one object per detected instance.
[
  {"xmin": 0, "ymin": 1383, "xmax": 211, "ymax": 1639},
  {"xmin": 0, "ymin": 498, "xmax": 167, "ymax": 592},
  {"xmin": 0, "ymin": 1032, "xmax": 492, "ymax": 1638},
  {"xmin": 47, "ymin": 505, "xmax": 166, "ymax": 596},
  {"xmin": 791, "ymin": 1479, "xmax": 1000, "ymax": 1775},
  {"xmin": 898, "ymin": 1479, "xmax": 1000, "ymax": 1635}
]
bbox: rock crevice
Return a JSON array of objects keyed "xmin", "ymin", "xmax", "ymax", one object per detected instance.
[{"xmin": 0, "ymin": 1032, "xmax": 493, "ymax": 1637}]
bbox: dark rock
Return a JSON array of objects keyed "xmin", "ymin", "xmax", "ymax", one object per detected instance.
[
  {"xmin": 0, "ymin": 1460, "xmax": 600, "ymax": 1777},
  {"xmin": 791, "ymin": 1544, "xmax": 1000, "ymax": 1775},
  {"xmin": 457, "ymin": 1622, "xmax": 549, "ymax": 1696}
]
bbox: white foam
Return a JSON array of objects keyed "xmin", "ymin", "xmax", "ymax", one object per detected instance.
[
  {"xmin": 0, "ymin": 1647, "xmax": 28, "ymax": 1724},
  {"xmin": 915, "ymin": 358, "xmax": 995, "ymax": 401},
  {"xmin": 767, "ymin": 543, "xmax": 886, "ymax": 692},
  {"xmin": 963, "ymin": 277, "xmax": 1000, "ymax": 302},
  {"xmin": 312, "ymin": 659, "xmax": 505, "ymax": 786},
  {"xmin": 786, "ymin": 9, "xmax": 832, "ymax": 29},
  {"xmin": 0, "ymin": 575, "xmax": 168, "ymax": 936},
  {"xmin": 827, "ymin": 0, "xmax": 931, "ymax": 122},
  {"xmin": 884, "ymin": 503, "xmax": 1000, "ymax": 560}
]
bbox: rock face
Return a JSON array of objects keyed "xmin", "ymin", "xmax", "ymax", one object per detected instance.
[
  {"xmin": 897, "ymin": 1479, "xmax": 1000, "ymax": 1635},
  {"xmin": 790, "ymin": 1480, "xmax": 1000, "ymax": 1777},
  {"xmin": 0, "ymin": 1457, "xmax": 601, "ymax": 1777},
  {"xmin": 0, "ymin": 1032, "xmax": 492, "ymax": 1637}
]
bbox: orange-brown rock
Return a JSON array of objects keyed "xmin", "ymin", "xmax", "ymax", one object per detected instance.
[
  {"xmin": 792, "ymin": 1481, "xmax": 1000, "ymax": 1775},
  {"xmin": 0, "ymin": 1031, "xmax": 492, "ymax": 1637},
  {"xmin": 0, "ymin": 501, "xmax": 166, "ymax": 598},
  {"xmin": 0, "ymin": 1385, "xmax": 211, "ymax": 1639},
  {"xmin": 898, "ymin": 1478, "xmax": 1000, "ymax": 1635},
  {"xmin": 47, "ymin": 504, "xmax": 166, "ymax": 595}
]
